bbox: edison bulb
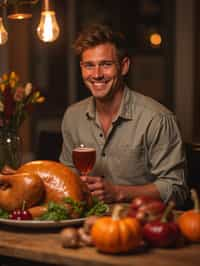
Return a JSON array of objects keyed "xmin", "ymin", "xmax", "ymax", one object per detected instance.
[
  {"xmin": 0, "ymin": 17, "xmax": 8, "ymax": 45},
  {"xmin": 36, "ymin": 11, "xmax": 60, "ymax": 42}
]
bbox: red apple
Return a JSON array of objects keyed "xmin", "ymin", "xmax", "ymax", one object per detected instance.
[{"xmin": 142, "ymin": 201, "xmax": 180, "ymax": 248}]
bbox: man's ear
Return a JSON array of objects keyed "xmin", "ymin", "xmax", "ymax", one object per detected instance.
[{"xmin": 121, "ymin": 57, "xmax": 130, "ymax": 76}]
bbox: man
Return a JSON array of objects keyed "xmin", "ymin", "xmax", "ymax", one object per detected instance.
[{"xmin": 59, "ymin": 24, "xmax": 188, "ymax": 208}]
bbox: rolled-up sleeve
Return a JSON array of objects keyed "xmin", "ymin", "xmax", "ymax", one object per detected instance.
[{"xmin": 145, "ymin": 114, "xmax": 189, "ymax": 207}]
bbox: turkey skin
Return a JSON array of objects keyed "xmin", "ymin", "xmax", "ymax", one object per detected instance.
[{"xmin": 0, "ymin": 160, "xmax": 92, "ymax": 213}]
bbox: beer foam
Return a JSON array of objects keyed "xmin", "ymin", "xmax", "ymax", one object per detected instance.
[{"xmin": 73, "ymin": 147, "xmax": 95, "ymax": 152}]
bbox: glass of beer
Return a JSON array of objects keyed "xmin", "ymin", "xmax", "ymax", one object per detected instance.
[{"xmin": 72, "ymin": 145, "xmax": 96, "ymax": 175}]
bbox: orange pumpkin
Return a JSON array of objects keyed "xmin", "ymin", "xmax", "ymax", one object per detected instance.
[
  {"xmin": 91, "ymin": 205, "xmax": 142, "ymax": 253},
  {"xmin": 178, "ymin": 189, "xmax": 200, "ymax": 242}
]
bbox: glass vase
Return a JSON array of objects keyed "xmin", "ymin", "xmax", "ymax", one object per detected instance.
[{"xmin": 0, "ymin": 131, "xmax": 22, "ymax": 170}]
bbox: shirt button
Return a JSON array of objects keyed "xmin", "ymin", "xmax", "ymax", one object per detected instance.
[{"xmin": 99, "ymin": 133, "xmax": 103, "ymax": 137}]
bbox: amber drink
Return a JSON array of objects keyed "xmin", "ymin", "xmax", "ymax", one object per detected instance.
[{"xmin": 72, "ymin": 147, "xmax": 96, "ymax": 175}]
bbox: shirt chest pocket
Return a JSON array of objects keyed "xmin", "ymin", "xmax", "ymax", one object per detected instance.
[{"xmin": 108, "ymin": 145, "xmax": 147, "ymax": 181}]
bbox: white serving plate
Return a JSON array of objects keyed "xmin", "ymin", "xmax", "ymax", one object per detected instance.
[{"xmin": 0, "ymin": 217, "xmax": 85, "ymax": 228}]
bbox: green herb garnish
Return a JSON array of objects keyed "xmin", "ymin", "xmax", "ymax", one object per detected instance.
[
  {"xmin": 38, "ymin": 201, "xmax": 69, "ymax": 221},
  {"xmin": 85, "ymin": 197, "xmax": 109, "ymax": 217},
  {"xmin": 37, "ymin": 197, "xmax": 109, "ymax": 221},
  {"xmin": 63, "ymin": 197, "xmax": 86, "ymax": 217},
  {"xmin": 0, "ymin": 208, "xmax": 9, "ymax": 219},
  {"xmin": 64, "ymin": 196, "xmax": 109, "ymax": 217}
]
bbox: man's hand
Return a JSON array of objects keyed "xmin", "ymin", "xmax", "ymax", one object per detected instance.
[
  {"xmin": 80, "ymin": 176, "xmax": 118, "ymax": 203},
  {"xmin": 80, "ymin": 176, "xmax": 162, "ymax": 204}
]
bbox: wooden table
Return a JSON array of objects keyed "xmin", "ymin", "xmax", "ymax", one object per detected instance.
[{"xmin": 0, "ymin": 224, "xmax": 199, "ymax": 266}]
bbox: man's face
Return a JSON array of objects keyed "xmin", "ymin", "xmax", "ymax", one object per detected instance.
[{"xmin": 80, "ymin": 43, "xmax": 129, "ymax": 101}]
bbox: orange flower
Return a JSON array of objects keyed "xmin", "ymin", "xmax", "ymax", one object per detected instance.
[
  {"xmin": 0, "ymin": 83, "xmax": 6, "ymax": 92},
  {"xmin": 2, "ymin": 73, "xmax": 8, "ymax": 81},
  {"xmin": 36, "ymin": 96, "xmax": 45, "ymax": 103}
]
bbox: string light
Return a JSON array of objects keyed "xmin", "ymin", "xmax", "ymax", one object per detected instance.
[
  {"xmin": 0, "ymin": 0, "xmax": 60, "ymax": 45},
  {"xmin": 36, "ymin": 0, "xmax": 60, "ymax": 43},
  {"xmin": 0, "ymin": 16, "xmax": 8, "ymax": 45}
]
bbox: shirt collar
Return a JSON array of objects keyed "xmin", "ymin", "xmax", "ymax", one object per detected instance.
[
  {"xmin": 116, "ymin": 86, "xmax": 133, "ymax": 120},
  {"xmin": 86, "ymin": 97, "xmax": 96, "ymax": 120},
  {"xmin": 85, "ymin": 86, "xmax": 133, "ymax": 121}
]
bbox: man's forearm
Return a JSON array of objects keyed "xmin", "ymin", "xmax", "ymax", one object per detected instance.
[{"xmin": 114, "ymin": 183, "xmax": 161, "ymax": 202}]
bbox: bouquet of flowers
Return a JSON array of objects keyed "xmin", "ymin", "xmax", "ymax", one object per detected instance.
[{"xmin": 0, "ymin": 71, "xmax": 45, "ymax": 133}]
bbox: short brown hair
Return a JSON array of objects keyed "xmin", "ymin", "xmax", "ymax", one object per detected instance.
[{"xmin": 74, "ymin": 24, "xmax": 129, "ymax": 61}]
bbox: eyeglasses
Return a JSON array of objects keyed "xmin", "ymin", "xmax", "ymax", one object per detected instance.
[{"xmin": 80, "ymin": 60, "xmax": 118, "ymax": 70}]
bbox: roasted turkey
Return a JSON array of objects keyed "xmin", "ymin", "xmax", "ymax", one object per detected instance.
[
  {"xmin": 0, "ymin": 160, "xmax": 92, "ymax": 216},
  {"xmin": 0, "ymin": 172, "xmax": 44, "ymax": 212}
]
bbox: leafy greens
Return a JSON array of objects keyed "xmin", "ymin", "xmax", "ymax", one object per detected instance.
[
  {"xmin": 37, "ymin": 197, "xmax": 109, "ymax": 221},
  {"xmin": 0, "ymin": 208, "xmax": 9, "ymax": 219},
  {"xmin": 38, "ymin": 201, "xmax": 70, "ymax": 221}
]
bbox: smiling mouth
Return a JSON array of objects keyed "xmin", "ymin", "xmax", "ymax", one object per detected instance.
[
  {"xmin": 91, "ymin": 79, "xmax": 110, "ymax": 85},
  {"xmin": 93, "ymin": 82, "xmax": 106, "ymax": 86},
  {"xmin": 91, "ymin": 83, "xmax": 108, "ymax": 91}
]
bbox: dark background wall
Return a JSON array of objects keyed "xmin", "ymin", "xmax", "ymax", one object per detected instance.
[
  {"xmin": 31, "ymin": 0, "xmax": 174, "ymax": 116},
  {"xmin": 0, "ymin": 0, "xmax": 197, "ymax": 161}
]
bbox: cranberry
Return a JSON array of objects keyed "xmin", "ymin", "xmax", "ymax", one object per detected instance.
[{"xmin": 9, "ymin": 209, "xmax": 33, "ymax": 220}]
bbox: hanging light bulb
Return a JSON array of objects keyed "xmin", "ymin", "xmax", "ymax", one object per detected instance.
[
  {"xmin": 0, "ymin": 17, "xmax": 8, "ymax": 45},
  {"xmin": 7, "ymin": 2, "xmax": 32, "ymax": 20},
  {"xmin": 36, "ymin": 0, "xmax": 60, "ymax": 43}
]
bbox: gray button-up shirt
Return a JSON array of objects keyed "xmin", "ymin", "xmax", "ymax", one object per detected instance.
[{"xmin": 60, "ymin": 87, "xmax": 188, "ymax": 207}]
